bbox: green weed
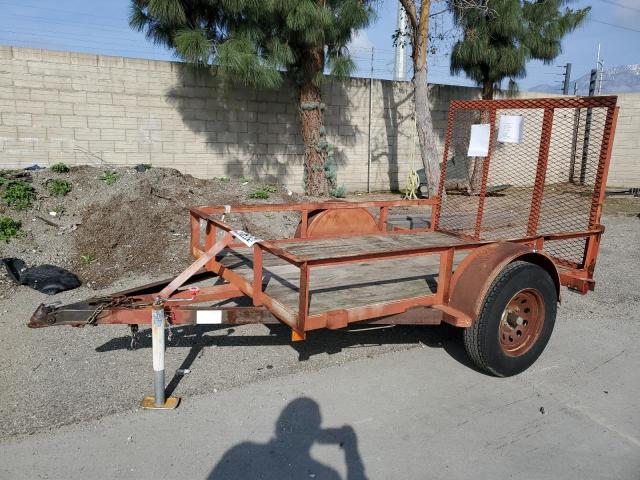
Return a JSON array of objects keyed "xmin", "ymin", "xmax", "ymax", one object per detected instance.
[
  {"xmin": 51, "ymin": 163, "xmax": 70, "ymax": 173},
  {"xmin": 2, "ymin": 180, "xmax": 36, "ymax": 210},
  {"xmin": 47, "ymin": 179, "xmax": 72, "ymax": 197},
  {"xmin": 248, "ymin": 189, "xmax": 270, "ymax": 199},
  {"xmin": 81, "ymin": 254, "xmax": 95, "ymax": 265},
  {"xmin": 100, "ymin": 170, "xmax": 120, "ymax": 186},
  {"xmin": 0, "ymin": 216, "xmax": 22, "ymax": 242}
]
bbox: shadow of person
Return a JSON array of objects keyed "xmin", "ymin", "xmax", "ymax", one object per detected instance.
[{"xmin": 208, "ymin": 397, "xmax": 367, "ymax": 480}]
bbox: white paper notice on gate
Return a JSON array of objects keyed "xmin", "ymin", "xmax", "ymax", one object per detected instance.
[
  {"xmin": 231, "ymin": 230, "xmax": 262, "ymax": 247},
  {"xmin": 467, "ymin": 123, "xmax": 491, "ymax": 157},
  {"xmin": 497, "ymin": 114, "xmax": 524, "ymax": 144}
]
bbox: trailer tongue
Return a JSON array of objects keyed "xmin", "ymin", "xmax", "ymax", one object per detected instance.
[{"xmin": 27, "ymin": 96, "xmax": 619, "ymax": 410}]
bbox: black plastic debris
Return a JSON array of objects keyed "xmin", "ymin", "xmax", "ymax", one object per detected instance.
[
  {"xmin": 1, "ymin": 258, "xmax": 81, "ymax": 295},
  {"xmin": 134, "ymin": 164, "xmax": 152, "ymax": 173},
  {"xmin": 23, "ymin": 164, "xmax": 43, "ymax": 171}
]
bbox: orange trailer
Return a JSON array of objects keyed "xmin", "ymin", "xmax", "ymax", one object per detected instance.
[{"xmin": 29, "ymin": 96, "xmax": 619, "ymax": 409}]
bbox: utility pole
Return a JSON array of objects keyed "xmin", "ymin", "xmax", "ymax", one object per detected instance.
[
  {"xmin": 394, "ymin": 2, "xmax": 407, "ymax": 81},
  {"xmin": 596, "ymin": 43, "xmax": 604, "ymax": 94},
  {"xmin": 562, "ymin": 63, "xmax": 572, "ymax": 95},
  {"xmin": 367, "ymin": 47, "xmax": 374, "ymax": 193},
  {"xmin": 577, "ymin": 68, "xmax": 598, "ymax": 184},
  {"xmin": 597, "ymin": 60, "xmax": 605, "ymax": 94},
  {"xmin": 588, "ymin": 68, "xmax": 597, "ymax": 97}
]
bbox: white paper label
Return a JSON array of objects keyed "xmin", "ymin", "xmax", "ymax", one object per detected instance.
[
  {"xmin": 497, "ymin": 115, "xmax": 524, "ymax": 144},
  {"xmin": 196, "ymin": 310, "xmax": 223, "ymax": 324},
  {"xmin": 231, "ymin": 230, "xmax": 262, "ymax": 247},
  {"xmin": 467, "ymin": 123, "xmax": 491, "ymax": 157}
]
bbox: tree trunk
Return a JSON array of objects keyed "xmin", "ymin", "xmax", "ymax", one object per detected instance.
[
  {"xmin": 482, "ymin": 78, "xmax": 494, "ymax": 100},
  {"xmin": 414, "ymin": 65, "xmax": 441, "ymax": 198},
  {"xmin": 298, "ymin": 48, "xmax": 329, "ymax": 196},
  {"xmin": 402, "ymin": 0, "xmax": 441, "ymax": 198}
]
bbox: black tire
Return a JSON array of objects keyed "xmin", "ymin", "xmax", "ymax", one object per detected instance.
[{"xmin": 463, "ymin": 261, "xmax": 557, "ymax": 377}]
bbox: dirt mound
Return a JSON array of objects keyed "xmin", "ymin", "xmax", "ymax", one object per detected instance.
[{"xmin": 1, "ymin": 166, "xmax": 307, "ymax": 293}]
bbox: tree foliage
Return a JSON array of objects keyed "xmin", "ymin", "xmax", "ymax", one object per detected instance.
[
  {"xmin": 130, "ymin": 0, "xmax": 375, "ymax": 195},
  {"xmin": 450, "ymin": 0, "xmax": 590, "ymax": 99}
]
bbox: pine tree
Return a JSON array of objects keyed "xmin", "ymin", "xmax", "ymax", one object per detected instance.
[
  {"xmin": 450, "ymin": 0, "xmax": 590, "ymax": 99},
  {"xmin": 130, "ymin": 0, "xmax": 374, "ymax": 196}
]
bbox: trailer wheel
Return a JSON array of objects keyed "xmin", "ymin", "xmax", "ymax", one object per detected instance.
[{"xmin": 463, "ymin": 261, "xmax": 557, "ymax": 377}]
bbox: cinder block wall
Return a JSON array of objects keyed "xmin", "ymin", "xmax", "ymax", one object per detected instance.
[{"xmin": 0, "ymin": 46, "xmax": 637, "ymax": 190}]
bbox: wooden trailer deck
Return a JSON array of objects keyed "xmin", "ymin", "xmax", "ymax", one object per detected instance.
[{"xmin": 216, "ymin": 231, "xmax": 467, "ymax": 316}]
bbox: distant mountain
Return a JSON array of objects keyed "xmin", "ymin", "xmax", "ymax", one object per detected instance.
[{"xmin": 529, "ymin": 64, "xmax": 640, "ymax": 94}]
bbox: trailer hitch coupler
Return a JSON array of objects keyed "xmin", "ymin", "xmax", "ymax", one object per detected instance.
[{"xmin": 28, "ymin": 304, "xmax": 54, "ymax": 328}]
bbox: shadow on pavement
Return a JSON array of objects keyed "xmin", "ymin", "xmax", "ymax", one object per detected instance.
[
  {"xmin": 208, "ymin": 397, "xmax": 367, "ymax": 480},
  {"xmin": 95, "ymin": 323, "xmax": 488, "ymax": 397}
]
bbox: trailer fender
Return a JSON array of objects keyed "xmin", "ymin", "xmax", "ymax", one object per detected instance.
[{"xmin": 446, "ymin": 242, "xmax": 561, "ymax": 327}]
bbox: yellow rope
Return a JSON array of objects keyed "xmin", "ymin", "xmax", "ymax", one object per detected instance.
[{"xmin": 404, "ymin": 116, "xmax": 419, "ymax": 200}]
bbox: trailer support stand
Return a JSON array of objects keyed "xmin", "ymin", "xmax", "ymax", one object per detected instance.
[{"xmin": 140, "ymin": 304, "xmax": 180, "ymax": 410}]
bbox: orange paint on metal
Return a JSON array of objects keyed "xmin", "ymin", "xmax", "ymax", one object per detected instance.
[
  {"xmin": 297, "ymin": 264, "xmax": 310, "ymax": 331},
  {"xmin": 159, "ymin": 233, "xmax": 232, "ymax": 299},
  {"xmin": 448, "ymin": 243, "xmax": 542, "ymax": 324},
  {"xmin": 436, "ymin": 248, "xmax": 454, "ymax": 304},
  {"xmin": 291, "ymin": 330, "xmax": 306, "ymax": 341},
  {"xmin": 473, "ymin": 108, "xmax": 496, "ymax": 240},
  {"xmin": 499, "ymin": 289, "xmax": 545, "ymax": 357},
  {"xmin": 295, "ymin": 208, "xmax": 379, "ymax": 238},
  {"xmin": 190, "ymin": 212, "xmax": 200, "ymax": 256},
  {"xmin": 252, "ymin": 244, "xmax": 263, "ymax": 306},
  {"xmin": 378, "ymin": 206, "xmax": 388, "ymax": 231},
  {"xmin": 432, "ymin": 305, "xmax": 473, "ymax": 327},
  {"xmin": 195, "ymin": 199, "xmax": 437, "ymax": 215},
  {"xmin": 527, "ymin": 107, "xmax": 555, "ymax": 236}
]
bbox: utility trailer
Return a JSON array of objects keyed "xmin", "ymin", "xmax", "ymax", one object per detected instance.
[{"xmin": 28, "ymin": 96, "xmax": 619, "ymax": 409}]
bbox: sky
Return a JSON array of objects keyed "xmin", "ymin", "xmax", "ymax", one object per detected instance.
[{"xmin": 0, "ymin": 0, "xmax": 638, "ymax": 91}]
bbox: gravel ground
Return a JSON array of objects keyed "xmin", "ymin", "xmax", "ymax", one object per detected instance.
[{"xmin": 0, "ymin": 214, "xmax": 638, "ymax": 439}]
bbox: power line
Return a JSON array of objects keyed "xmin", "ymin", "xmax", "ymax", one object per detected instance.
[
  {"xmin": 0, "ymin": 12, "xmax": 135, "ymax": 34},
  {"xmin": 597, "ymin": 0, "xmax": 640, "ymax": 13},
  {"xmin": 0, "ymin": 0, "xmax": 128, "ymax": 25},
  {"xmin": 591, "ymin": 19, "xmax": 640, "ymax": 33},
  {"xmin": 0, "ymin": 29, "xmax": 169, "ymax": 51}
]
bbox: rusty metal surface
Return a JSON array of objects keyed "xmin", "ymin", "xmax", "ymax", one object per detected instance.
[
  {"xmin": 295, "ymin": 208, "xmax": 380, "ymax": 238},
  {"xmin": 195, "ymin": 199, "xmax": 437, "ymax": 215},
  {"xmin": 446, "ymin": 242, "xmax": 561, "ymax": 324},
  {"xmin": 140, "ymin": 395, "xmax": 180, "ymax": 410},
  {"xmin": 499, "ymin": 289, "xmax": 545, "ymax": 357}
]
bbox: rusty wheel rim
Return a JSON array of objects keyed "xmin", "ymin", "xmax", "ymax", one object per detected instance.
[{"xmin": 499, "ymin": 289, "xmax": 545, "ymax": 357}]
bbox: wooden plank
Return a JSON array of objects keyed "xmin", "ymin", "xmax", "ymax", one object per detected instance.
[
  {"xmin": 279, "ymin": 231, "xmax": 462, "ymax": 261},
  {"xmin": 217, "ymin": 247, "xmax": 466, "ymax": 316}
]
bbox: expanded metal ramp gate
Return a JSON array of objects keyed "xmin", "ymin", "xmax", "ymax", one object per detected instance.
[{"xmin": 434, "ymin": 96, "xmax": 618, "ymax": 269}]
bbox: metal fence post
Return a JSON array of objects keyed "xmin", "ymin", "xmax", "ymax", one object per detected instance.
[{"xmin": 140, "ymin": 303, "xmax": 180, "ymax": 409}]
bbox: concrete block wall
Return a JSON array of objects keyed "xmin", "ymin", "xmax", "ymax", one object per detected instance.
[
  {"xmin": 608, "ymin": 93, "xmax": 640, "ymax": 187},
  {"xmin": 0, "ymin": 46, "xmax": 638, "ymax": 190}
]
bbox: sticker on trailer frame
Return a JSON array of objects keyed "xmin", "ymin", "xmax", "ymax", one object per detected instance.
[
  {"xmin": 196, "ymin": 310, "xmax": 223, "ymax": 324},
  {"xmin": 231, "ymin": 230, "xmax": 262, "ymax": 247}
]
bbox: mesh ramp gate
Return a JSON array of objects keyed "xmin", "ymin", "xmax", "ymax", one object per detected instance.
[{"xmin": 434, "ymin": 96, "xmax": 618, "ymax": 269}]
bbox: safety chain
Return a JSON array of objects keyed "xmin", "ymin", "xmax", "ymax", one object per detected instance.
[
  {"xmin": 85, "ymin": 295, "xmax": 132, "ymax": 326},
  {"xmin": 129, "ymin": 324, "xmax": 139, "ymax": 350}
]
